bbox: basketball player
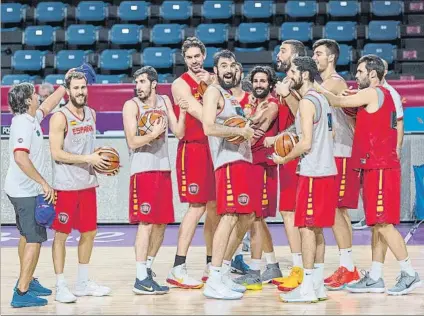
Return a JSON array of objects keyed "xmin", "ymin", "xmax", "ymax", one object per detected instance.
[
  {"xmin": 317, "ymin": 55, "xmax": 421, "ymax": 295},
  {"xmin": 264, "ymin": 40, "xmax": 307, "ymax": 291},
  {"xmin": 233, "ymin": 65, "xmax": 282, "ymax": 289},
  {"xmin": 312, "ymin": 39, "xmax": 361, "ymax": 289},
  {"xmin": 273, "ymin": 56, "xmax": 337, "ymax": 303},
  {"xmin": 49, "ymin": 71, "xmax": 111, "ymax": 303},
  {"xmin": 122, "ymin": 66, "xmax": 186, "ymax": 294},
  {"xmin": 167, "ymin": 37, "xmax": 219, "ymax": 288},
  {"xmin": 202, "ymin": 50, "xmax": 255, "ymax": 300},
  {"xmin": 5, "ymin": 77, "xmax": 72, "ymax": 307}
]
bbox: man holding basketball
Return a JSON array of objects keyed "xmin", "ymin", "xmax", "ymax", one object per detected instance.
[
  {"xmin": 123, "ymin": 66, "xmax": 187, "ymax": 295},
  {"xmin": 202, "ymin": 50, "xmax": 255, "ymax": 300},
  {"xmin": 273, "ymin": 56, "xmax": 337, "ymax": 303},
  {"xmin": 168, "ymin": 38, "xmax": 220, "ymax": 288},
  {"xmin": 49, "ymin": 71, "xmax": 111, "ymax": 303}
]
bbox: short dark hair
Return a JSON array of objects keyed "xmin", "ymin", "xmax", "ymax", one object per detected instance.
[
  {"xmin": 213, "ymin": 49, "xmax": 236, "ymax": 67},
  {"xmin": 182, "ymin": 37, "xmax": 206, "ymax": 57},
  {"xmin": 313, "ymin": 39, "xmax": 340, "ymax": 64},
  {"xmin": 292, "ymin": 56, "xmax": 319, "ymax": 82},
  {"xmin": 133, "ymin": 66, "xmax": 158, "ymax": 83},
  {"xmin": 8, "ymin": 83, "xmax": 35, "ymax": 114},
  {"xmin": 235, "ymin": 62, "xmax": 243, "ymax": 72},
  {"xmin": 249, "ymin": 65, "xmax": 277, "ymax": 90},
  {"xmin": 282, "ymin": 40, "xmax": 307, "ymax": 56},
  {"xmin": 65, "ymin": 71, "xmax": 87, "ymax": 89},
  {"xmin": 357, "ymin": 54, "xmax": 385, "ymax": 81}
]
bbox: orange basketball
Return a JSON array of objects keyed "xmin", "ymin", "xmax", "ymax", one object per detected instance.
[
  {"xmin": 93, "ymin": 146, "xmax": 120, "ymax": 175},
  {"xmin": 138, "ymin": 112, "xmax": 166, "ymax": 137},
  {"xmin": 197, "ymin": 81, "xmax": 208, "ymax": 96},
  {"xmin": 274, "ymin": 132, "xmax": 299, "ymax": 157},
  {"xmin": 223, "ymin": 116, "xmax": 247, "ymax": 145}
]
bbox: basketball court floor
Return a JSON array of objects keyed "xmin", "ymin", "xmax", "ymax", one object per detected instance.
[{"xmin": 1, "ymin": 224, "xmax": 423, "ymax": 315}]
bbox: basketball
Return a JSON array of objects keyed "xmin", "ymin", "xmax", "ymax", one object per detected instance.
[
  {"xmin": 197, "ymin": 80, "xmax": 208, "ymax": 96},
  {"xmin": 138, "ymin": 112, "xmax": 166, "ymax": 138},
  {"xmin": 223, "ymin": 116, "xmax": 248, "ymax": 145},
  {"xmin": 274, "ymin": 132, "xmax": 299, "ymax": 157},
  {"xmin": 93, "ymin": 146, "xmax": 120, "ymax": 175}
]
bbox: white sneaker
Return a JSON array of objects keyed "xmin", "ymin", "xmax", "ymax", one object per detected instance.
[
  {"xmin": 315, "ymin": 283, "xmax": 328, "ymax": 301},
  {"xmin": 202, "ymin": 263, "xmax": 210, "ymax": 283},
  {"xmin": 280, "ymin": 285, "xmax": 318, "ymax": 303},
  {"xmin": 203, "ymin": 278, "xmax": 243, "ymax": 300},
  {"xmin": 55, "ymin": 283, "xmax": 77, "ymax": 303},
  {"xmin": 221, "ymin": 265, "xmax": 247, "ymax": 293},
  {"xmin": 74, "ymin": 280, "xmax": 111, "ymax": 297},
  {"xmin": 166, "ymin": 264, "xmax": 203, "ymax": 289}
]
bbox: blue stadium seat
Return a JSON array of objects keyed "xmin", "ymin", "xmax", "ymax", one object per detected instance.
[
  {"xmin": 280, "ymin": 22, "xmax": 313, "ymax": 42},
  {"xmin": 96, "ymin": 74, "xmax": 126, "ymax": 84},
  {"xmin": 45, "ymin": 74, "xmax": 66, "ymax": 85},
  {"xmin": 118, "ymin": 1, "xmax": 149, "ymax": 21},
  {"xmin": 158, "ymin": 73, "xmax": 175, "ymax": 83},
  {"xmin": 202, "ymin": 1, "xmax": 233, "ymax": 20},
  {"xmin": 160, "ymin": 1, "xmax": 192, "ymax": 20},
  {"xmin": 67, "ymin": 25, "xmax": 98, "ymax": 45},
  {"xmin": 12, "ymin": 50, "xmax": 45, "ymax": 71},
  {"xmin": 338, "ymin": 71, "xmax": 350, "ymax": 79},
  {"xmin": 24, "ymin": 26, "xmax": 55, "ymax": 46},
  {"xmin": 1, "ymin": 3, "xmax": 26, "ymax": 24},
  {"xmin": 110, "ymin": 24, "xmax": 142, "ymax": 45},
  {"xmin": 242, "ymin": 1, "xmax": 273, "ymax": 19},
  {"xmin": 151, "ymin": 24, "xmax": 184, "ymax": 45},
  {"xmin": 327, "ymin": 0, "xmax": 358, "ymax": 17},
  {"xmin": 371, "ymin": 0, "xmax": 402, "ymax": 16},
  {"xmin": 234, "ymin": 47, "xmax": 265, "ymax": 52},
  {"xmin": 363, "ymin": 43, "xmax": 396, "ymax": 64},
  {"xmin": 204, "ymin": 47, "xmax": 221, "ymax": 68},
  {"xmin": 324, "ymin": 21, "xmax": 357, "ymax": 42},
  {"xmin": 56, "ymin": 50, "xmax": 88, "ymax": 71},
  {"xmin": 76, "ymin": 1, "xmax": 108, "ymax": 22},
  {"xmin": 1, "ymin": 74, "xmax": 33, "ymax": 85},
  {"xmin": 285, "ymin": 0, "xmax": 317, "ymax": 18},
  {"xmin": 367, "ymin": 21, "xmax": 400, "ymax": 41},
  {"xmin": 196, "ymin": 24, "xmax": 228, "ymax": 44},
  {"xmin": 142, "ymin": 47, "xmax": 174, "ymax": 69},
  {"xmin": 100, "ymin": 50, "xmax": 132, "ymax": 70},
  {"xmin": 237, "ymin": 23, "xmax": 269, "ymax": 44},
  {"xmin": 337, "ymin": 44, "xmax": 352, "ymax": 66},
  {"xmin": 35, "ymin": 2, "xmax": 66, "ymax": 23}
]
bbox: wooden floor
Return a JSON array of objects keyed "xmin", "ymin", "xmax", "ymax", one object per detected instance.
[{"xmin": 1, "ymin": 246, "xmax": 423, "ymax": 315}]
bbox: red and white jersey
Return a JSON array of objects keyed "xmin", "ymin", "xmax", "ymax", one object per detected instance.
[{"xmin": 52, "ymin": 106, "xmax": 98, "ymax": 191}]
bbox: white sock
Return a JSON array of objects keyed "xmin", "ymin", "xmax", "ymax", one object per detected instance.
[
  {"xmin": 264, "ymin": 252, "xmax": 277, "ymax": 265},
  {"xmin": 209, "ymin": 265, "xmax": 221, "ymax": 281},
  {"xmin": 250, "ymin": 259, "xmax": 261, "ymax": 271},
  {"xmin": 233, "ymin": 245, "xmax": 243, "ymax": 258},
  {"xmin": 56, "ymin": 273, "xmax": 66, "ymax": 286},
  {"xmin": 147, "ymin": 256, "xmax": 155, "ymax": 269},
  {"xmin": 339, "ymin": 248, "xmax": 354, "ymax": 272},
  {"xmin": 313, "ymin": 263, "xmax": 324, "ymax": 288},
  {"xmin": 398, "ymin": 257, "xmax": 416, "ymax": 277},
  {"xmin": 77, "ymin": 263, "xmax": 89, "ymax": 284},
  {"xmin": 292, "ymin": 253, "xmax": 303, "ymax": 268},
  {"xmin": 369, "ymin": 261, "xmax": 383, "ymax": 281},
  {"xmin": 223, "ymin": 260, "xmax": 231, "ymax": 268},
  {"xmin": 301, "ymin": 269, "xmax": 314, "ymax": 292},
  {"xmin": 136, "ymin": 261, "xmax": 148, "ymax": 280}
]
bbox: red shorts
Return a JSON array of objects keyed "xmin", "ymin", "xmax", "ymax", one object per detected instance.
[
  {"xmin": 176, "ymin": 141, "xmax": 216, "ymax": 204},
  {"xmin": 215, "ymin": 161, "xmax": 255, "ymax": 215},
  {"xmin": 129, "ymin": 171, "xmax": 175, "ymax": 224},
  {"xmin": 362, "ymin": 168, "xmax": 400, "ymax": 226},
  {"xmin": 279, "ymin": 159, "xmax": 299, "ymax": 212},
  {"xmin": 250, "ymin": 164, "xmax": 278, "ymax": 218},
  {"xmin": 295, "ymin": 176, "xmax": 337, "ymax": 228},
  {"xmin": 335, "ymin": 157, "xmax": 361, "ymax": 209},
  {"xmin": 52, "ymin": 187, "xmax": 97, "ymax": 234}
]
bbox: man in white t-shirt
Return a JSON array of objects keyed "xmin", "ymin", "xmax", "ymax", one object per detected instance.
[{"xmin": 5, "ymin": 77, "xmax": 70, "ymax": 308}]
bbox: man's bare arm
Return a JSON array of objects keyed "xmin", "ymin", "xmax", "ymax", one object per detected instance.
[{"xmin": 172, "ymin": 78, "xmax": 203, "ymax": 121}]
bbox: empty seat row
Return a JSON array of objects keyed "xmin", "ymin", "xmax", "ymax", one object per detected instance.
[{"xmin": 1, "ymin": 1, "xmax": 405, "ymax": 24}]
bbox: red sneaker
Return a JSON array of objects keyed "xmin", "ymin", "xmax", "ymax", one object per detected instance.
[
  {"xmin": 324, "ymin": 266, "xmax": 344, "ymax": 285},
  {"xmin": 325, "ymin": 267, "xmax": 360, "ymax": 291}
]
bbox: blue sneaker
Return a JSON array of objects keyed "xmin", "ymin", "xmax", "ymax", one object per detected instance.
[
  {"xmin": 11, "ymin": 290, "xmax": 48, "ymax": 308},
  {"xmin": 231, "ymin": 255, "xmax": 250, "ymax": 275},
  {"xmin": 15, "ymin": 278, "xmax": 52, "ymax": 296},
  {"xmin": 133, "ymin": 274, "xmax": 169, "ymax": 295}
]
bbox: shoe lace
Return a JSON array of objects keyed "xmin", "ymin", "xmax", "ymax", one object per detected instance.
[
  {"xmin": 32, "ymin": 278, "xmax": 40, "ymax": 285},
  {"xmin": 394, "ymin": 271, "xmax": 410, "ymax": 288},
  {"xmin": 332, "ymin": 267, "xmax": 345, "ymax": 281},
  {"xmin": 356, "ymin": 270, "xmax": 370, "ymax": 286}
]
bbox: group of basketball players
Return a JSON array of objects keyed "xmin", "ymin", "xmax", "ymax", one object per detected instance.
[{"xmin": 6, "ymin": 35, "xmax": 421, "ymax": 308}]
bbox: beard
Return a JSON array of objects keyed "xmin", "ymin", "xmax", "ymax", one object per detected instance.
[
  {"xmin": 188, "ymin": 62, "xmax": 203, "ymax": 74},
  {"xmin": 291, "ymin": 77, "xmax": 303, "ymax": 91},
  {"xmin": 357, "ymin": 77, "xmax": 370, "ymax": 90},
  {"xmin": 277, "ymin": 59, "xmax": 290, "ymax": 73},
  {"xmin": 217, "ymin": 70, "xmax": 236, "ymax": 90},
  {"xmin": 137, "ymin": 84, "xmax": 153, "ymax": 102},
  {"xmin": 70, "ymin": 94, "xmax": 87, "ymax": 108},
  {"xmin": 252, "ymin": 86, "xmax": 271, "ymax": 99}
]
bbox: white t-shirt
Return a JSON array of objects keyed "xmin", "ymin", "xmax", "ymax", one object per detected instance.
[
  {"xmin": 4, "ymin": 109, "xmax": 47, "ymax": 198},
  {"xmin": 382, "ymin": 80, "xmax": 404, "ymax": 120}
]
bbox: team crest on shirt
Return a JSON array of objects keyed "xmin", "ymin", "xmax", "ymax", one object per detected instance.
[
  {"xmin": 188, "ymin": 183, "xmax": 199, "ymax": 195},
  {"xmin": 70, "ymin": 120, "xmax": 78, "ymax": 126},
  {"xmin": 238, "ymin": 194, "xmax": 250, "ymax": 206},
  {"xmin": 58, "ymin": 212, "xmax": 69, "ymax": 224},
  {"xmin": 140, "ymin": 203, "xmax": 151, "ymax": 215}
]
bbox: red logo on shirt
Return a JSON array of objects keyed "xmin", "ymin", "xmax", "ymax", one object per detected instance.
[{"xmin": 72, "ymin": 125, "xmax": 94, "ymax": 135}]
